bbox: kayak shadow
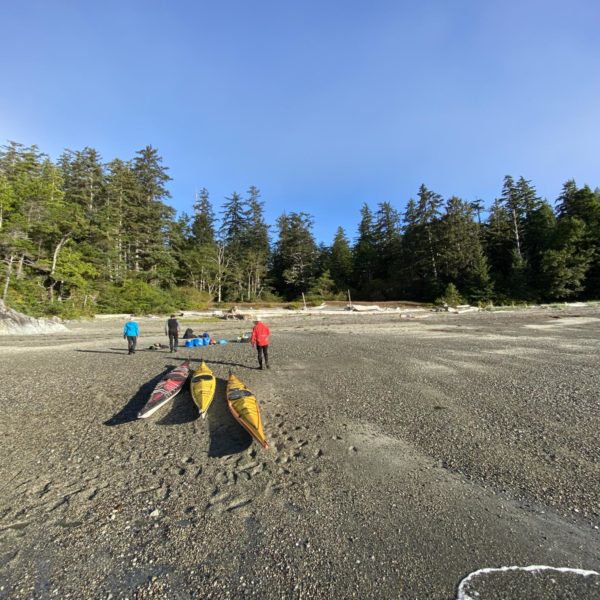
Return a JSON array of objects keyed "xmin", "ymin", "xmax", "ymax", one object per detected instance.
[
  {"xmin": 158, "ymin": 389, "xmax": 198, "ymax": 425},
  {"xmin": 207, "ymin": 379, "xmax": 252, "ymax": 457},
  {"xmin": 104, "ymin": 366, "xmax": 174, "ymax": 426}
]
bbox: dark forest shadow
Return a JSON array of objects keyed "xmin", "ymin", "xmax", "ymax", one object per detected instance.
[
  {"xmin": 104, "ymin": 365, "xmax": 176, "ymax": 426},
  {"xmin": 207, "ymin": 379, "xmax": 252, "ymax": 457},
  {"xmin": 158, "ymin": 389, "xmax": 198, "ymax": 425}
]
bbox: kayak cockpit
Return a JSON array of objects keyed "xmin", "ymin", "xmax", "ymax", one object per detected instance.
[
  {"xmin": 192, "ymin": 374, "xmax": 214, "ymax": 382},
  {"xmin": 229, "ymin": 389, "xmax": 254, "ymax": 400}
]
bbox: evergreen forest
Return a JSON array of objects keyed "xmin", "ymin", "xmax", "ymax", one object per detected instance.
[{"xmin": 1, "ymin": 141, "xmax": 599, "ymax": 317}]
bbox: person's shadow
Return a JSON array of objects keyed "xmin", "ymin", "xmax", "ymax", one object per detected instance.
[
  {"xmin": 104, "ymin": 365, "xmax": 176, "ymax": 426},
  {"xmin": 205, "ymin": 359, "xmax": 257, "ymax": 370},
  {"xmin": 78, "ymin": 348, "xmax": 132, "ymax": 356},
  {"xmin": 207, "ymin": 379, "xmax": 252, "ymax": 457}
]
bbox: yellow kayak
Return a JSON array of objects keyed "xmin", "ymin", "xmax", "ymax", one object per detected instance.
[
  {"xmin": 190, "ymin": 360, "xmax": 216, "ymax": 418},
  {"xmin": 226, "ymin": 373, "xmax": 268, "ymax": 449}
]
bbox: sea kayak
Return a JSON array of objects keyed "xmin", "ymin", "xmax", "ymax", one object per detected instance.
[
  {"xmin": 226, "ymin": 373, "xmax": 268, "ymax": 449},
  {"xmin": 190, "ymin": 360, "xmax": 216, "ymax": 418},
  {"xmin": 137, "ymin": 361, "xmax": 190, "ymax": 419}
]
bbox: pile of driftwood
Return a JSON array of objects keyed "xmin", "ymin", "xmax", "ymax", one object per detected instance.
[{"xmin": 214, "ymin": 306, "xmax": 250, "ymax": 320}]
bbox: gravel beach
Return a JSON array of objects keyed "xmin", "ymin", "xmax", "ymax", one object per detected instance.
[{"xmin": 1, "ymin": 307, "xmax": 599, "ymax": 599}]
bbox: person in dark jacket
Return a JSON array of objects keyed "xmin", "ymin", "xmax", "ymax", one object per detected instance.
[
  {"xmin": 250, "ymin": 319, "xmax": 271, "ymax": 369},
  {"xmin": 165, "ymin": 314, "xmax": 180, "ymax": 352},
  {"xmin": 123, "ymin": 316, "xmax": 139, "ymax": 355}
]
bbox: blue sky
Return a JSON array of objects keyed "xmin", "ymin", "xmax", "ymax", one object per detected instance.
[{"xmin": 1, "ymin": 0, "xmax": 599, "ymax": 243}]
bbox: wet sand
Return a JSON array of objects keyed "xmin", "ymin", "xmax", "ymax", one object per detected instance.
[{"xmin": 1, "ymin": 308, "xmax": 599, "ymax": 598}]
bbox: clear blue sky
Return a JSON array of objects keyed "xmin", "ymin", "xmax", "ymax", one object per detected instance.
[{"xmin": 1, "ymin": 0, "xmax": 599, "ymax": 243}]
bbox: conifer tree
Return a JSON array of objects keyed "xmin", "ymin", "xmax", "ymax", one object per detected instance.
[
  {"xmin": 103, "ymin": 158, "xmax": 139, "ymax": 281},
  {"xmin": 130, "ymin": 146, "xmax": 174, "ymax": 282},
  {"xmin": 242, "ymin": 186, "xmax": 269, "ymax": 299},
  {"xmin": 489, "ymin": 175, "xmax": 543, "ymax": 299},
  {"xmin": 219, "ymin": 191, "xmax": 248, "ymax": 299},
  {"xmin": 191, "ymin": 188, "xmax": 215, "ymax": 243},
  {"xmin": 59, "ymin": 147, "xmax": 105, "ymax": 216},
  {"xmin": 522, "ymin": 201, "xmax": 556, "ymax": 295},
  {"xmin": 401, "ymin": 185, "xmax": 443, "ymax": 300},
  {"xmin": 185, "ymin": 188, "xmax": 219, "ymax": 293},
  {"xmin": 271, "ymin": 212, "xmax": 317, "ymax": 299},
  {"xmin": 352, "ymin": 204, "xmax": 377, "ymax": 297},
  {"xmin": 219, "ymin": 192, "xmax": 247, "ymax": 250},
  {"xmin": 0, "ymin": 144, "xmax": 44, "ymax": 300},
  {"xmin": 372, "ymin": 201, "xmax": 401, "ymax": 298},
  {"xmin": 555, "ymin": 179, "xmax": 579, "ymax": 218},
  {"xmin": 329, "ymin": 226, "xmax": 353, "ymax": 292},
  {"xmin": 540, "ymin": 217, "xmax": 592, "ymax": 299},
  {"xmin": 437, "ymin": 196, "xmax": 492, "ymax": 302},
  {"xmin": 555, "ymin": 182, "xmax": 600, "ymax": 296}
]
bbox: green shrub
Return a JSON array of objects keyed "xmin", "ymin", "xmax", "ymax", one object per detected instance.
[
  {"xmin": 5, "ymin": 279, "xmax": 47, "ymax": 317},
  {"xmin": 45, "ymin": 299, "xmax": 95, "ymax": 320},
  {"xmin": 256, "ymin": 289, "xmax": 283, "ymax": 303},
  {"xmin": 96, "ymin": 280, "xmax": 177, "ymax": 314},
  {"xmin": 170, "ymin": 287, "xmax": 212, "ymax": 310},
  {"xmin": 435, "ymin": 283, "xmax": 464, "ymax": 307}
]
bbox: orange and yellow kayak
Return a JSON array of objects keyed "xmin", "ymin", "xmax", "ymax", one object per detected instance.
[
  {"xmin": 190, "ymin": 360, "xmax": 216, "ymax": 418},
  {"xmin": 226, "ymin": 373, "xmax": 268, "ymax": 449}
]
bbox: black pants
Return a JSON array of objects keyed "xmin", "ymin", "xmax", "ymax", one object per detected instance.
[
  {"xmin": 126, "ymin": 336, "xmax": 137, "ymax": 354},
  {"xmin": 256, "ymin": 345, "xmax": 269, "ymax": 368},
  {"xmin": 168, "ymin": 332, "xmax": 179, "ymax": 351}
]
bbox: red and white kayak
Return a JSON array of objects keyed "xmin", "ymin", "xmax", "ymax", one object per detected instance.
[{"xmin": 137, "ymin": 361, "xmax": 191, "ymax": 419}]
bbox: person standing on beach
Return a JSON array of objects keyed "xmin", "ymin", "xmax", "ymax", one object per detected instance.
[
  {"xmin": 165, "ymin": 314, "xmax": 180, "ymax": 352},
  {"xmin": 250, "ymin": 319, "xmax": 271, "ymax": 370},
  {"xmin": 123, "ymin": 316, "xmax": 139, "ymax": 355}
]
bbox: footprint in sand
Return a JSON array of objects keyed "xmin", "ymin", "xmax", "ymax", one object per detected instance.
[
  {"xmin": 0, "ymin": 521, "xmax": 30, "ymax": 532},
  {"xmin": 206, "ymin": 490, "xmax": 253, "ymax": 515},
  {"xmin": 226, "ymin": 497, "xmax": 252, "ymax": 512},
  {"xmin": 237, "ymin": 461, "xmax": 259, "ymax": 472}
]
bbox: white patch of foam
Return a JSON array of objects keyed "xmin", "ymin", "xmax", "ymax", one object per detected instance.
[{"xmin": 456, "ymin": 565, "xmax": 600, "ymax": 600}]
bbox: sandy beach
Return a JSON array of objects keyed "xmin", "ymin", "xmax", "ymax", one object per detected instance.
[{"xmin": 1, "ymin": 307, "xmax": 599, "ymax": 599}]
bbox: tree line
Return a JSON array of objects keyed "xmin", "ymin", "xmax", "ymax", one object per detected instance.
[{"xmin": 1, "ymin": 141, "xmax": 598, "ymax": 316}]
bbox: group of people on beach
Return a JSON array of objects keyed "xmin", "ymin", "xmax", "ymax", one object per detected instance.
[{"xmin": 122, "ymin": 315, "xmax": 271, "ymax": 369}]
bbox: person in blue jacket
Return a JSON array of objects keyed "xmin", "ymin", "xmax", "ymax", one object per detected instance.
[{"xmin": 123, "ymin": 316, "xmax": 139, "ymax": 354}]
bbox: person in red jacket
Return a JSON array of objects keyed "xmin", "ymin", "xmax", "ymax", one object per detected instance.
[{"xmin": 250, "ymin": 319, "xmax": 271, "ymax": 370}]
